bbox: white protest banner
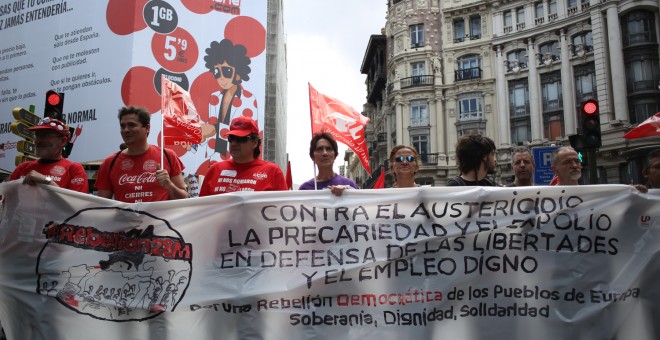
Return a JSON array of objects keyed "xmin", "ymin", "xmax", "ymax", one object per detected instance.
[{"xmin": 0, "ymin": 182, "xmax": 659, "ymax": 339}]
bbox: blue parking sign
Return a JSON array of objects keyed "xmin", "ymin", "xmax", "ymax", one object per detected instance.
[{"xmin": 532, "ymin": 146, "xmax": 558, "ymax": 185}]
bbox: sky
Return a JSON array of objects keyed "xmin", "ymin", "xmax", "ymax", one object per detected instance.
[{"xmin": 283, "ymin": 0, "xmax": 387, "ymax": 185}]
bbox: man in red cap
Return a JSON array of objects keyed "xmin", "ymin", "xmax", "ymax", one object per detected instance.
[
  {"xmin": 9, "ymin": 117, "xmax": 88, "ymax": 193},
  {"xmin": 199, "ymin": 116, "xmax": 287, "ymax": 195}
]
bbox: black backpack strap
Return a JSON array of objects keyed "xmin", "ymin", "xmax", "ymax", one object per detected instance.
[
  {"xmin": 109, "ymin": 148, "xmax": 172, "ymax": 172},
  {"xmin": 108, "ymin": 151, "xmax": 123, "ymax": 172}
]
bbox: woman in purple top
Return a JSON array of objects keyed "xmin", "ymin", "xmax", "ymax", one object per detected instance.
[{"xmin": 299, "ymin": 132, "xmax": 359, "ymax": 195}]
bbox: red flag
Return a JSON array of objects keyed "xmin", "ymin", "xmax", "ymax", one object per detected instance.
[
  {"xmin": 286, "ymin": 160, "xmax": 293, "ymax": 190},
  {"xmin": 623, "ymin": 113, "xmax": 660, "ymax": 139},
  {"xmin": 549, "ymin": 175, "xmax": 559, "ymax": 186},
  {"xmin": 161, "ymin": 77, "xmax": 202, "ymax": 145},
  {"xmin": 308, "ymin": 83, "xmax": 371, "ymax": 173},
  {"xmin": 373, "ymin": 166, "xmax": 385, "ymax": 189}
]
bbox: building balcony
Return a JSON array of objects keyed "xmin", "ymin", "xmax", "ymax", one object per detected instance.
[
  {"xmin": 454, "ymin": 67, "xmax": 482, "ymax": 82},
  {"xmin": 567, "ymin": 6, "xmax": 578, "ymax": 16},
  {"xmin": 401, "ymin": 75, "xmax": 434, "ymax": 89},
  {"xmin": 419, "ymin": 153, "xmax": 439, "ymax": 166},
  {"xmin": 410, "ymin": 118, "xmax": 430, "ymax": 127}
]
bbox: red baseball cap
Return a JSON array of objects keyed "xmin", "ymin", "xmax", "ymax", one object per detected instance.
[
  {"xmin": 227, "ymin": 116, "xmax": 259, "ymax": 137},
  {"xmin": 28, "ymin": 117, "xmax": 70, "ymax": 139}
]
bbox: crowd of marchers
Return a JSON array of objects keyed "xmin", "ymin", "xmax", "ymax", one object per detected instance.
[{"xmin": 8, "ymin": 106, "xmax": 658, "ymax": 201}]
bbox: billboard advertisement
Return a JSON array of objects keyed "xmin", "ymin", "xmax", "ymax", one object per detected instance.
[{"xmin": 0, "ymin": 0, "xmax": 267, "ymax": 176}]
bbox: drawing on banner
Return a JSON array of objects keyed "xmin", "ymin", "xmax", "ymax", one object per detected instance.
[{"xmin": 36, "ymin": 207, "xmax": 193, "ymax": 321}]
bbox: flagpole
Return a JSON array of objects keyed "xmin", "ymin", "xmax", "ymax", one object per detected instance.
[
  {"xmin": 160, "ymin": 76, "xmax": 165, "ymax": 169},
  {"xmin": 308, "ymin": 83, "xmax": 318, "ymax": 190}
]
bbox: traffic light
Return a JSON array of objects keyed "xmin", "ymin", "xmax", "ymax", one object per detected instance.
[
  {"xmin": 62, "ymin": 126, "xmax": 75, "ymax": 158},
  {"xmin": 44, "ymin": 90, "xmax": 65, "ymax": 121},
  {"xmin": 580, "ymin": 99, "xmax": 601, "ymax": 149}
]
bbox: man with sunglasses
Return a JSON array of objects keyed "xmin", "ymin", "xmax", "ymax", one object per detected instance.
[
  {"xmin": 199, "ymin": 116, "xmax": 286, "ymax": 195},
  {"xmin": 9, "ymin": 118, "xmax": 88, "ymax": 193}
]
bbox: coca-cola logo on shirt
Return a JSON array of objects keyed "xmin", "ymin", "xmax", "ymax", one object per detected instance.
[
  {"xmin": 143, "ymin": 160, "xmax": 158, "ymax": 172},
  {"xmin": 121, "ymin": 159, "xmax": 134, "ymax": 171},
  {"xmin": 118, "ymin": 172, "xmax": 157, "ymax": 185},
  {"xmin": 50, "ymin": 165, "xmax": 66, "ymax": 177},
  {"xmin": 70, "ymin": 177, "xmax": 85, "ymax": 185}
]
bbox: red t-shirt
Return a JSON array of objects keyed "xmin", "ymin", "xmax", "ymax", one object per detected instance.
[
  {"xmin": 95, "ymin": 145, "xmax": 184, "ymax": 203},
  {"xmin": 200, "ymin": 158, "xmax": 287, "ymax": 196},
  {"xmin": 10, "ymin": 158, "xmax": 89, "ymax": 193}
]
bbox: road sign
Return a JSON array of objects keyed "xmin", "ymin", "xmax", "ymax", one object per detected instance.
[
  {"xmin": 12, "ymin": 107, "xmax": 41, "ymax": 126},
  {"xmin": 17, "ymin": 140, "xmax": 36, "ymax": 156},
  {"xmin": 10, "ymin": 122, "xmax": 34, "ymax": 140},
  {"xmin": 532, "ymin": 146, "xmax": 558, "ymax": 185}
]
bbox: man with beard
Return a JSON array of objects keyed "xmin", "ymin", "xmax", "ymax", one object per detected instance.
[
  {"xmin": 550, "ymin": 146, "xmax": 582, "ymax": 185},
  {"xmin": 447, "ymin": 134, "xmax": 497, "ymax": 186},
  {"xmin": 507, "ymin": 148, "xmax": 535, "ymax": 187},
  {"xmin": 9, "ymin": 118, "xmax": 88, "ymax": 192}
]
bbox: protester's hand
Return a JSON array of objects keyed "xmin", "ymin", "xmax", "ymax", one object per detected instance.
[
  {"xmin": 23, "ymin": 170, "xmax": 50, "ymax": 186},
  {"xmin": 328, "ymin": 185, "xmax": 348, "ymax": 197},
  {"xmin": 155, "ymin": 168, "xmax": 173, "ymax": 189},
  {"xmin": 632, "ymin": 184, "xmax": 648, "ymax": 193},
  {"xmin": 201, "ymin": 123, "xmax": 216, "ymax": 139}
]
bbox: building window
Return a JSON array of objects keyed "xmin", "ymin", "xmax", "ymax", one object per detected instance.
[
  {"xmin": 622, "ymin": 11, "xmax": 657, "ymax": 47},
  {"xmin": 410, "ymin": 100, "xmax": 429, "ymax": 127},
  {"xmin": 626, "ymin": 56, "xmax": 659, "ymax": 93},
  {"xmin": 410, "ymin": 24, "xmax": 425, "ymax": 48},
  {"xmin": 454, "ymin": 19, "xmax": 465, "ymax": 42},
  {"xmin": 571, "ymin": 31, "xmax": 593, "ymax": 56},
  {"xmin": 538, "ymin": 41, "xmax": 560, "ymax": 65},
  {"xmin": 535, "ymin": 2, "xmax": 544, "ymax": 18},
  {"xmin": 548, "ymin": 0, "xmax": 557, "ymax": 15},
  {"xmin": 575, "ymin": 64, "xmax": 596, "ymax": 103},
  {"xmin": 509, "ymin": 80, "xmax": 530, "ymax": 145},
  {"xmin": 412, "ymin": 62, "xmax": 425, "ymax": 77},
  {"xmin": 504, "ymin": 10, "xmax": 513, "ymax": 32},
  {"xmin": 629, "ymin": 99, "xmax": 659, "ymax": 125},
  {"xmin": 455, "ymin": 54, "xmax": 481, "ymax": 81},
  {"xmin": 516, "ymin": 7, "xmax": 525, "ymax": 29},
  {"xmin": 541, "ymin": 72, "xmax": 564, "ymax": 141},
  {"xmin": 470, "ymin": 16, "xmax": 481, "ymax": 39},
  {"xmin": 507, "ymin": 49, "xmax": 528, "ymax": 71},
  {"xmin": 411, "ymin": 134, "xmax": 429, "ymax": 164},
  {"xmin": 458, "ymin": 92, "xmax": 484, "ymax": 121}
]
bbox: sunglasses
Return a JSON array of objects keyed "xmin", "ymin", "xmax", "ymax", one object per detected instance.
[
  {"xmin": 213, "ymin": 66, "xmax": 234, "ymax": 79},
  {"xmin": 228, "ymin": 135, "xmax": 254, "ymax": 144},
  {"xmin": 394, "ymin": 155, "xmax": 416, "ymax": 163}
]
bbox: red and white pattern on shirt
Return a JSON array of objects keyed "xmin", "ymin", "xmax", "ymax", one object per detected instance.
[
  {"xmin": 50, "ymin": 165, "xmax": 66, "ymax": 177},
  {"xmin": 120, "ymin": 159, "xmax": 134, "ymax": 171},
  {"xmin": 143, "ymin": 159, "xmax": 158, "ymax": 172}
]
